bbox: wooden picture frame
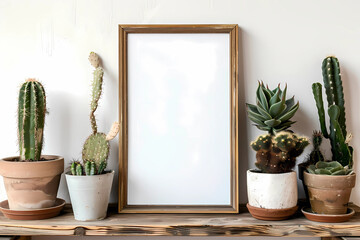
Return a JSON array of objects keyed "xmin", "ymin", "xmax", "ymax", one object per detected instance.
[{"xmin": 119, "ymin": 24, "xmax": 239, "ymax": 213}]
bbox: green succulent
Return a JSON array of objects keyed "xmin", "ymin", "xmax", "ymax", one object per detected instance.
[
  {"xmin": 307, "ymin": 161, "xmax": 353, "ymax": 175},
  {"xmin": 247, "ymin": 82, "xmax": 299, "ymax": 135}
]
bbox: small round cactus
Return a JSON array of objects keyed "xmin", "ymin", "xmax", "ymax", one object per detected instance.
[
  {"xmin": 250, "ymin": 134, "xmax": 272, "ymax": 151},
  {"xmin": 252, "ymin": 131, "xmax": 309, "ymax": 173}
]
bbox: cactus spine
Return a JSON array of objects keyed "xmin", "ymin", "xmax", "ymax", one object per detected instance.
[
  {"xmin": 312, "ymin": 56, "xmax": 353, "ymax": 167},
  {"xmin": 79, "ymin": 52, "xmax": 119, "ymax": 175},
  {"xmin": 18, "ymin": 79, "xmax": 46, "ymax": 161}
]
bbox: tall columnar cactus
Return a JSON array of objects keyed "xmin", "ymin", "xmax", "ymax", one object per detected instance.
[
  {"xmin": 312, "ymin": 56, "xmax": 353, "ymax": 167},
  {"xmin": 18, "ymin": 79, "xmax": 46, "ymax": 161},
  {"xmin": 79, "ymin": 52, "xmax": 119, "ymax": 175}
]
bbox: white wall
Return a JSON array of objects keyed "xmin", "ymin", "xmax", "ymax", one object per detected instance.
[{"xmin": 2, "ymin": 0, "xmax": 360, "ymax": 239}]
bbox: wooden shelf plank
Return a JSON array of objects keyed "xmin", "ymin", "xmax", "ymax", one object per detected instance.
[{"xmin": 0, "ymin": 205, "xmax": 359, "ymax": 237}]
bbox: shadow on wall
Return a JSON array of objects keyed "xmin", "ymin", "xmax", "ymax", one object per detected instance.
[
  {"xmin": 341, "ymin": 62, "xmax": 360, "ymax": 204},
  {"xmin": 108, "ymin": 140, "xmax": 119, "ymax": 204},
  {"xmin": 292, "ymin": 108, "xmax": 313, "ymax": 199},
  {"xmin": 341, "ymin": 64, "xmax": 359, "ymax": 144},
  {"xmin": 45, "ymin": 91, "xmax": 88, "ymax": 202},
  {"xmin": 237, "ymin": 28, "xmax": 249, "ymax": 204},
  {"xmin": 100, "ymin": 52, "xmax": 119, "ymax": 204}
]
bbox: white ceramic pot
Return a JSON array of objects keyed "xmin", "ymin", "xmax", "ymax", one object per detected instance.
[
  {"xmin": 247, "ymin": 170, "xmax": 297, "ymax": 209},
  {"xmin": 65, "ymin": 171, "xmax": 114, "ymax": 221}
]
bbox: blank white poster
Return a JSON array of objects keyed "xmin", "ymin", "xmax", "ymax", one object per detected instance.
[{"xmin": 127, "ymin": 33, "xmax": 230, "ymax": 205}]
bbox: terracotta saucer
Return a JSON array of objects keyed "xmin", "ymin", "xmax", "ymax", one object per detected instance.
[
  {"xmin": 246, "ymin": 203, "xmax": 298, "ymax": 221},
  {"xmin": 0, "ymin": 198, "xmax": 65, "ymax": 220},
  {"xmin": 301, "ymin": 207, "xmax": 355, "ymax": 223}
]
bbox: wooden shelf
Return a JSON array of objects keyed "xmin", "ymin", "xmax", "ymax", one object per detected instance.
[{"xmin": 0, "ymin": 205, "xmax": 360, "ymax": 237}]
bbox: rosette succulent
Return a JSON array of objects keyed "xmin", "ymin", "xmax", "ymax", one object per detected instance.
[{"xmin": 246, "ymin": 82, "xmax": 299, "ymax": 135}]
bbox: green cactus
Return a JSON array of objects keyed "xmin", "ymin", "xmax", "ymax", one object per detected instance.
[
  {"xmin": 274, "ymin": 132, "xmax": 295, "ymax": 152},
  {"xmin": 312, "ymin": 56, "xmax": 353, "ymax": 167},
  {"xmin": 18, "ymin": 79, "xmax": 46, "ymax": 161},
  {"xmin": 246, "ymin": 82, "xmax": 299, "ymax": 135},
  {"xmin": 76, "ymin": 163, "xmax": 83, "ymax": 176},
  {"xmin": 84, "ymin": 160, "xmax": 96, "ymax": 176},
  {"xmin": 82, "ymin": 133, "xmax": 109, "ymax": 170},
  {"xmin": 71, "ymin": 161, "xmax": 79, "ymax": 175},
  {"xmin": 250, "ymin": 134, "xmax": 272, "ymax": 151},
  {"xmin": 309, "ymin": 131, "xmax": 324, "ymax": 164},
  {"xmin": 253, "ymin": 131, "xmax": 309, "ymax": 173},
  {"xmin": 68, "ymin": 52, "xmax": 120, "ymax": 176},
  {"xmin": 97, "ymin": 161, "xmax": 107, "ymax": 175},
  {"xmin": 307, "ymin": 161, "xmax": 353, "ymax": 175},
  {"xmin": 84, "ymin": 161, "xmax": 91, "ymax": 175},
  {"xmin": 89, "ymin": 52, "xmax": 104, "ymax": 134}
]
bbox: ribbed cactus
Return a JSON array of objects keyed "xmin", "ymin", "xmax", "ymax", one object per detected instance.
[
  {"xmin": 251, "ymin": 131, "xmax": 309, "ymax": 173},
  {"xmin": 312, "ymin": 56, "xmax": 353, "ymax": 167},
  {"xmin": 18, "ymin": 79, "xmax": 46, "ymax": 161},
  {"xmin": 71, "ymin": 52, "xmax": 120, "ymax": 175}
]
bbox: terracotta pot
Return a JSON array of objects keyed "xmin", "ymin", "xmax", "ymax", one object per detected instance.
[
  {"xmin": 303, "ymin": 171, "xmax": 356, "ymax": 214},
  {"xmin": 247, "ymin": 170, "xmax": 298, "ymax": 220},
  {"xmin": 0, "ymin": 155, "xmax": 64, "ymax": 210}
]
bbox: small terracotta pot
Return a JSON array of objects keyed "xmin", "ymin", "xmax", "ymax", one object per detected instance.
[
  {"xmin": 0, "ymin": 155, "xmax": 64, "ymax": 210},
  {"xmin": 303, "ymin": 171, "xmax": 356, "ymax": 214}
]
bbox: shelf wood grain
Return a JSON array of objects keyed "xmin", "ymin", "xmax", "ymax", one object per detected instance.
[{"xmin": 0, "ymin": 205, "xmax": 359, "ymax": 237}]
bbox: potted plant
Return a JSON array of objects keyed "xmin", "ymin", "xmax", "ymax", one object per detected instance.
[
  {"xmin": 65, "ymin": 52, "xmax": 119, "ymax": 221},
  {"xmin": 0, "ymin": 79, "xmax": 64, "ymax": 213},
  {"xmin": 303, "ymin": 56, "xmax": 356, "ymax": 215},
  {"xmin": 246, "ymin": 82, "xmax": 309, "ymax": 220}
]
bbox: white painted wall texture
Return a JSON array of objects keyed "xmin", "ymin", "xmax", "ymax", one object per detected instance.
[{"xmin": 1, "ymin": 0, "xmax": 360, "ymax": 239}]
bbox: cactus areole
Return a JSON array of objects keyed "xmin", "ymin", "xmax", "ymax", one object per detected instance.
[
  {"xmin": 246, "ymin": 82, "xmax": 309, "ymax": 173},
  {"xmin": 18, "ymin": 79, "xmax": 46, "ymax": 161}
]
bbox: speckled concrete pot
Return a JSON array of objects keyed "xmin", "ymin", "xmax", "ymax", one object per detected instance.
[
  {"xmin": 304, "ymin": 171, "xmax": 356, "ymax": 214},
  {"xmin": 0, "ymin": 155, "xmax": 64, "ymax": 210},
  {"xmin": 65, "ymin": 170, "xmax": 114, "ymax": 221},
  {"xmin": 247, "ymin": 170, "xmax": 298, "ymax": 220},
  {"xmin": 247, "ymin": 170, "xmax": 298, "ymax": 209}
]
